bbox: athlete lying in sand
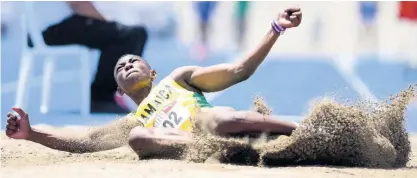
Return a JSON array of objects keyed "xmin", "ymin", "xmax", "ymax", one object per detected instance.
[{"xmin": 6, "ymin": 7, "xmax": 302, "ymax": 158}]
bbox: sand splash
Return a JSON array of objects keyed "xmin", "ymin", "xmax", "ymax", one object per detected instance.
[{"xmin": 183, "ymin": 85, "xmax": 416, "ymax": 168}]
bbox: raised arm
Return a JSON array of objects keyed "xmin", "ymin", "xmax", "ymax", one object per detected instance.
[
  {"xmin": 6, "ymin": 107, "xmax": 141, "ymax": 153},
  {"xmin": 177, "ymin": 7, "xmax": 302, "ymax": 92}
]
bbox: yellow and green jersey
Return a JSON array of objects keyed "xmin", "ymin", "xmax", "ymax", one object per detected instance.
[{"xmin": 133, "ymin": 77, "xmax": 212, "ymax": 132}]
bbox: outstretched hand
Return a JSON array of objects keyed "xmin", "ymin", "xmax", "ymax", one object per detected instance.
[
  {"xmin": 277, "ymin": 6, "xmax": 302, "ymax": 29},
  {"xmin": 6, "ymin": 107, "xmax": 32, "ymax": 140}
]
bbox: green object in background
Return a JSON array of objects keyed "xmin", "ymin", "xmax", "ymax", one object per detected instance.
[{"xmin": 235, "ymin": 1, "xmax": 250, "ymax": 19}]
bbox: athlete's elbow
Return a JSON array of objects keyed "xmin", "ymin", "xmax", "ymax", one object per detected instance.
[
  {"xmin": 233, "ymin": 65, "xmax": 252, "ymax": 82},
  {"xmin": 239, "ymin": 72, "xmax": 252, "ymax": 82}
]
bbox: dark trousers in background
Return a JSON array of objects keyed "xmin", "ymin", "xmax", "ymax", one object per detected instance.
[{"xmin": 37, "ymin": 15, "xmax": 148, "ymax": 112}]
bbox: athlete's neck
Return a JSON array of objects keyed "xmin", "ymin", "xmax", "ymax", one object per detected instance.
[{"xmin": 127, "ymin": 86, "xmax": 152, "ymax": 105}]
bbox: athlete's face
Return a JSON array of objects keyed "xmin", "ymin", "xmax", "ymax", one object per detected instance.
[{"xmin": 114, "ymin": 55, "xmax": 155, "ymax": 94}]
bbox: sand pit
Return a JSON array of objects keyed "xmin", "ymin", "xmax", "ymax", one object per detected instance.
[
  {"xmin": 2, "ymin": 86, "xmax": 417, "ymax": 177},
  {"xmin": 1, "ymin": 130, "xmax": 416, "ymax": 178}
]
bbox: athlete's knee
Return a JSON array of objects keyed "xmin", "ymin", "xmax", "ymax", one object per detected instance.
[
  {"xmin": 128, "ymin": 127, "xmax": 155, "ymax": 153},
  {"xmin": 214, "ymin": 110, "xmax": 267, "ymax": 135},
  {"xmin": 197, "ymin": 107, "xmax": 235, "ymax": 135},
  {"xmin": 212, "ymin": 110, "xmax": 248, "ymax": 135}
]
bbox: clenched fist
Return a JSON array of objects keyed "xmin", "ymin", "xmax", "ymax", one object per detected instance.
[
  {"xmin": 277, "ymin": 6, "xmax": 302, "ymax": 29},
  {"xmin": 6, "ymin": 107, "xmax": 32, "ymax": 140}
]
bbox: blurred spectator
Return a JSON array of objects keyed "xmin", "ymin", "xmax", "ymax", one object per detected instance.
[
  {"xmin": 1, "ymin": 1, "xmax": 14, "ymax": 38},
  {"xmin": 30, "ymin": 2, "xmax": 148, "ymax": 114},
  {"xmin": 1, "ymin": 23, "xmax": 5, "ymax": 37},
  {"xmin": 398, "ymin": 1, "xmax": 417, "ymax": 69},
  {"xmin": 191, "ymin": 1, "xmax": 218, "ymax": 60},
  {"xmin": 359, "ymin": 1, "xmax": 378, "ymax": 30},
  {"xmin": 1, "ymin": 21, "xmax": 6, "ymax": 38},
  {"xmin": 357, "ymin": 1, "xmax": 378, "ymax": 53},
  {"xmin": 398, "ymin": 1, "xmax": 417, "ymax": 22},
  {"xmin": 310, "ymin": 12, "xmax": 324, "ymax": 51},
  {"xmin": 234, "ymin": 1, "xmax": 250, "ymax": 51}
]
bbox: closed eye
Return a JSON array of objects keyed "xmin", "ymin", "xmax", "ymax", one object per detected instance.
[
  {"xmin": 116, "ymin": 62, "xmax": 126, "ymax": 73},
  {"xmin": 129, "ymin": 58, "xmax": 139, "ymax": 63}
]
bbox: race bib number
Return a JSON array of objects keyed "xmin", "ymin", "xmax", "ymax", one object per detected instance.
[
  {"xmin": 161, "ymin": 111, "xmax": 183, "ymax": 128},
  {"xmin": 153, "ymin": 101, "xmax": 190, "ymax": 129}
]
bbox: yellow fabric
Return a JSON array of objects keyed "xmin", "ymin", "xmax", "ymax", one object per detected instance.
[{"xmin": 134, "ymin": 77, "xmax": 211, "ymax": 131}]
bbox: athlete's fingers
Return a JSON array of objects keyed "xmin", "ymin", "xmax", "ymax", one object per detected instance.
[
  {"xmin": 291, "ymin": 11, "xmax": 302, "ymax": 16},
  {"xmin": 12, "ymin": 107, "xmax": 26, "ymax": 118},
  {"xmin": 7, "ymin": 118, "xmax": 17, "ymax": 126},
  {"xmin": 288, "ymin": 15, "xmax": 298, "ymax": 25},
  {"xmin": 296, "ymin": 11, "xmax": 302, "ymax": 21},
  {"xmin": 285, "ymin": 6, "xmax": 301, "ymax": 14},
  {"xmin": 6, "ymin": 124, "xmax": 17, "ymax": 131},
  {"xmin": 7, "ymin": 112, "xmax": 18, "ymax": 125},
  {"xmin": 290, "ymin": 19, "xmax": 299, "ymax": 26},
  {"xmin": 289, "ymin": 12, "xmax": 302, "ymax": 22},
  {"xmin": 6, "ymin": 129, "xmax": 15, "ymax": 136},
  {"xmin": 7, "ymin": 112, "xmax": 17, "ymax": 120},
  {"xmin": 280, "ymin": 12, "xmax": 288, "ymax": 18}
]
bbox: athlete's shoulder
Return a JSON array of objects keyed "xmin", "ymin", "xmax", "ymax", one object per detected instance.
[
  {"xmin": 157, "ymin": 76, "xmax": 176, "ymax": 85},
  {"xmin": 169, "ymin": 65, "xmax": 202, "ymax": 81}
]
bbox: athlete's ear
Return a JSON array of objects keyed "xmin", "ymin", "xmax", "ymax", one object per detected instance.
[
  {"xmin": 117, "ymin": 87, "xmax": 125, "ymax": 95},
  {"xmin": 150, "ymin": 70, "xmax": 157, "ymax": 81}
]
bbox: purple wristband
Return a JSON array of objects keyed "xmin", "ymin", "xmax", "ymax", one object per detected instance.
[{"xmin": 271, "ymin": 20, "xmax": 285, "ymax": 34}]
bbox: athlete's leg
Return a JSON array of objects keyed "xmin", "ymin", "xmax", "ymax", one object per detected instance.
[
  {"xmin": 128, "ymin": 126, "xmax": 191, "ymax": 159},
  {"xmin": 197, "ymin": 107, "xmax": 298, "ymax": 137},
  {"xmin": 194, "ymin": 1, "xmax": 217, "ymax": 44}
]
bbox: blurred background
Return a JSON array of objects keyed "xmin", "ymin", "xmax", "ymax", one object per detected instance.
[{"xmin": 1, "ymin": 1, "xmax": 417, "ymax": 131}]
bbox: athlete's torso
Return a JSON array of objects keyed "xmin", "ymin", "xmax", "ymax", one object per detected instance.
[{"xmin": 134, "ymin": 77, "xmax": 212, "ymax": 131}]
